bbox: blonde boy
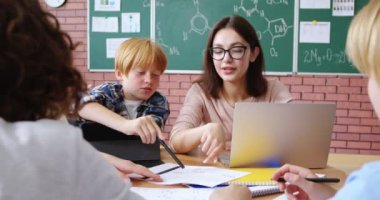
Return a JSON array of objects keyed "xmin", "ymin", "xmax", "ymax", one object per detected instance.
[{"xmin": 79, "ymin": 38, "xmax": 169, "ymax": 144}]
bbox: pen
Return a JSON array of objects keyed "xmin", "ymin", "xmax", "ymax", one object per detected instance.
[
  {"xmin": 277, "ymin": 177, "xmax": 340, "ymax": 183},
  {"xmin": 141, "ymin": 165, "xmax": 181, "ymax": 180},
  {"xmin": 156, "ymin": 166, "xmax": 181, "ymax": 175},
  {"xmin": 158, "ymin": 139, "xmax": 185, "ymax": 169}
]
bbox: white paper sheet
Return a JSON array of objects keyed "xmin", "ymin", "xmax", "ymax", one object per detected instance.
[
  {"xmin": 149, "ymin": 163, "xmax": 179, "ymax": 174},
  {"xmin": 299, "ymin": 21, "xmax": 330, "ymax": 44},
  {"xmin": 106, "ymin": 38, "xmax": 128, "ymax": 58},
  {"xmin": 148, "ymin": 163, "xmax": 249, "ymax": 187},
  {"xmin": 131, "ymin": 187, "xmax": 213, "ymax": 200},
  {"xmin": 122, "ymin": 13, "xmax": 141, "ymax": 33},
  {"xmin": 131, "ymin": 186, "xmax": 281, "ymax": 200},
  {"xmin": 273, "ymin": 193, "xmax": 287, "ymax": 200},
  {"xmin": 92, "ymin": 17, "xmax": 118, "ymax": 33},
  {"xmin": 94, "ymin": 0, "xmax": 121, "ymax": 11},
  {"xmin": 300, "ymin": 0, "xmax": 330, "ymax": 9},
  {"xmin": 332, "ymin": 0, "xmax": 355, "ymax": 16}
]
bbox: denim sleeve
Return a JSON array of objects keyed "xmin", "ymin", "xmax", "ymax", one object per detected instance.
[
  {"xmin": 137, "ymin": 92, "xmax": 170, "ymax": 129},
  {"xmin": 80, "ymin": 82, "xmax": 120, "ymax": 108}
]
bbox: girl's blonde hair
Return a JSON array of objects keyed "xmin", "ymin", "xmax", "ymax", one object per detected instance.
[
  {"xmin": 115, "ymin": 38, "xmax": 167, "ymax": 75},
  {"xmin": 346, "ymin": 0, "xmax": 380, "ymax": 83}
]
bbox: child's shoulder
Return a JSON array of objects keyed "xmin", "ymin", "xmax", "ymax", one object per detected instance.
[
  {"xmin": 150, "ymin": 91, "xmax": 166, "ymax": 99},
  {"xmin": 94, "ymin": 81, "xmax": 120, "ymax": 88},
  {"xmin": 146, "ymin": 91, "xmax": 168, "ymax": 104},
  {"xmin": 92, "ymin": 81, "xmax": 122, "ymax": 91}
]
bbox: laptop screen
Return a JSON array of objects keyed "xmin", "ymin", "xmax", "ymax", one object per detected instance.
[{"xmin": 228, "ymin": 103, "xmax": 336, "ymax": 168}]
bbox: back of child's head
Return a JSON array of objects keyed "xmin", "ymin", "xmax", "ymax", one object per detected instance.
[
  {"xmin": 346, "ymin": 0, "xmax": 380, "ymax": 83},
  {"xmin": 0, "ymin": 0, "xmax": 86, "ymax": 122},
  {"xmin": 115, "ymin": 38, "xmax": 167, "ymax": 76}
]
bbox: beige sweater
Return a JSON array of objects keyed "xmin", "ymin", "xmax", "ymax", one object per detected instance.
[{"xmin": 170, "ymin": 78, "xmax": 293, "ymax": 150}]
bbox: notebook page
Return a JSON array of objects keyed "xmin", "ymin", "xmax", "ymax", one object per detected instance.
[
  {"xmin": 131, "ymin": 187, "xmax": 213, "ymax": 200},
  {"xmin": 131, "ymin": 186, "xmax": 282, "ymax": 199},
  {"xmin": 228, "ymin": 168, "xmax": 279, "ymax": 185},
  {"xmin": 148, "ymin": 163, "xmax": 250, "ymax": 187}
]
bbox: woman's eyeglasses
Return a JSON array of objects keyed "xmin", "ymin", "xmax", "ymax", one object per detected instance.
[{"xmin": 209, "ymin": 46, "xmax": 248, "ymax": 61}]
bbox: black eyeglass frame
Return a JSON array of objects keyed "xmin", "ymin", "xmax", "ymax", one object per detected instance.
[{"xmin": 209, "ymin": 45, "xmax": 249, "ymax": 61}]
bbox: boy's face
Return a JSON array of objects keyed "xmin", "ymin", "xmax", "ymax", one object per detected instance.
[
  {"xmin": 115, "ymin": 67, "xmax": 161, "ymax": 101},
  {"xmin": 368, "ymin": 77, "xmax": 380, "ymax": 118}
]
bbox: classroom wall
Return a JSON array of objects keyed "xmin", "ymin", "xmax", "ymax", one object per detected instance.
[{"xmin": 42, "ymin": 0, "xmax": 380, "ymax": 155}]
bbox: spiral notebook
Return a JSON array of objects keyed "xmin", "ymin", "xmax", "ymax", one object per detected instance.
[
  {"xmin": 230, "ymin": 168, "xmax": 282, "ymax": 197},
  {"xmin": 250, "ymin": 185, "xmax": 282, "ymax": 197},
  {"xmin": 228, "ymin": 168, "xmax": 278, "ymax": 185},
  {"xmin": 187, "ymin": 167, "xmax": 281, "ymax": 197}
]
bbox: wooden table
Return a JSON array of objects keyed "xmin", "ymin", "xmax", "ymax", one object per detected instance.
[
  {"xmin": 327, "ymin": 153, "xmax": 380, "ymax": 175},
  {"xmin": 132, "ymin": 148, "xmax": 380, "ymax": 199}
]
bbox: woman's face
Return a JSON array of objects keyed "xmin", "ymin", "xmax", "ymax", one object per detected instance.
[
  {"xmin": 368, "ymin": 77, "xmax": 380, "ymax": 118},
  {"xmin": 211, "ymin": 28, "xmax": 259, "ymax": 84}
]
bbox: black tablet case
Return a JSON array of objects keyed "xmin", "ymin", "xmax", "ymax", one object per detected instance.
[{"xmin": 80, "ymin": 122, "xmax": 163, "ymax": 167}]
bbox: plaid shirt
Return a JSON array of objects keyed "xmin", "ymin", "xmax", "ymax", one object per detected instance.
[{"xmin": 80, "ymin": 82, "xmax": 169, "ymax": 128}]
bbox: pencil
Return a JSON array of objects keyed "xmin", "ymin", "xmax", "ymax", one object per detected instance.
[
  {"xmin": 158, "ymin": 139, "xmax": 185, "ymax": 169},
  {"xmin": 277, "ymin": 177, "xmax": 340, "ymax": 183}
]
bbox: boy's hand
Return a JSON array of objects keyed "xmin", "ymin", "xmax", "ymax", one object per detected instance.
[
  {"xmin": 200, "ymin": 123, "xmax": 225, "ymax": 163},
  {"xmin": 122, "ymin": 116, "xmax": 163, "ymax": 144}
]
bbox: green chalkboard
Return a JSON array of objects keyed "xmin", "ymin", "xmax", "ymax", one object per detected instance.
[
  {"xmin": 88, "ymin": 0, "xmax": 150, "ymax": 71},
  {"xmin": 87, "ymin": 1, "xmax": 369, "ymax": 74},
  {"xmin": 297, "ymin": 1, "xmax": 368, "ymax": 74},
  {"xmin": 155, "ymin": 0, "xmax": 294, "ymax": 73}
]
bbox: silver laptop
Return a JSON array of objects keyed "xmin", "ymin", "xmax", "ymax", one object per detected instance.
[{"xmin": 220, "ymin": 103, "xmax": 336, "ymax": 168}]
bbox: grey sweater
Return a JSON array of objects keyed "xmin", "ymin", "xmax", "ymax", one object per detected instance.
[{"xmin": 0, "ymin": 118, "xmax": 144, "ymax": 200}]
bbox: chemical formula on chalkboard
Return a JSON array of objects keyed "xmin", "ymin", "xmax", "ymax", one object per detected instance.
[
  {"xmin": 155, "ymin": 0, "xmax": 294, "ymax": 72},
  {"xmin": 303, "ymin": 48, "xmax": 352, "ymax": 67}
]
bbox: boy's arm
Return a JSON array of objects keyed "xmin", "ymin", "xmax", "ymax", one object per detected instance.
[
  {"xmin": 79, "ymin": 82, "xmax": 130, "ymax": 133},
  {"xmin": 79, "ymin": 102, "xmax": 161, "ymax": 144},
  {"xmin": 79, "ymin": 102, "xmax": 130, "ymax": 133}
]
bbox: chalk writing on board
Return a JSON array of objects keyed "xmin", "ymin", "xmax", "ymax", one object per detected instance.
[
  {"xmin": 155, "ymin": 0, "xmax": 294, "ymax": 71},
  {"xmin": 183, "ymin": 0, "xmax": 212, "ymax": 41},
  {"xmin": 156, "ymin": 0, "xmax": 211, "ymax": 56},
  {"xmin": 234, "ymin": 0, "xmax": 293, "ymax": 58},
  {"xmin": 157, "ymin": 22, "xmax": 180, "ymax": 55},
  {"xmin": 303, "ymin": 48, "xmax": 352, "ymax": 67},
  {"xmin": 157, "ymin": 0, "xmax": 292, "ymax": 58}
]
